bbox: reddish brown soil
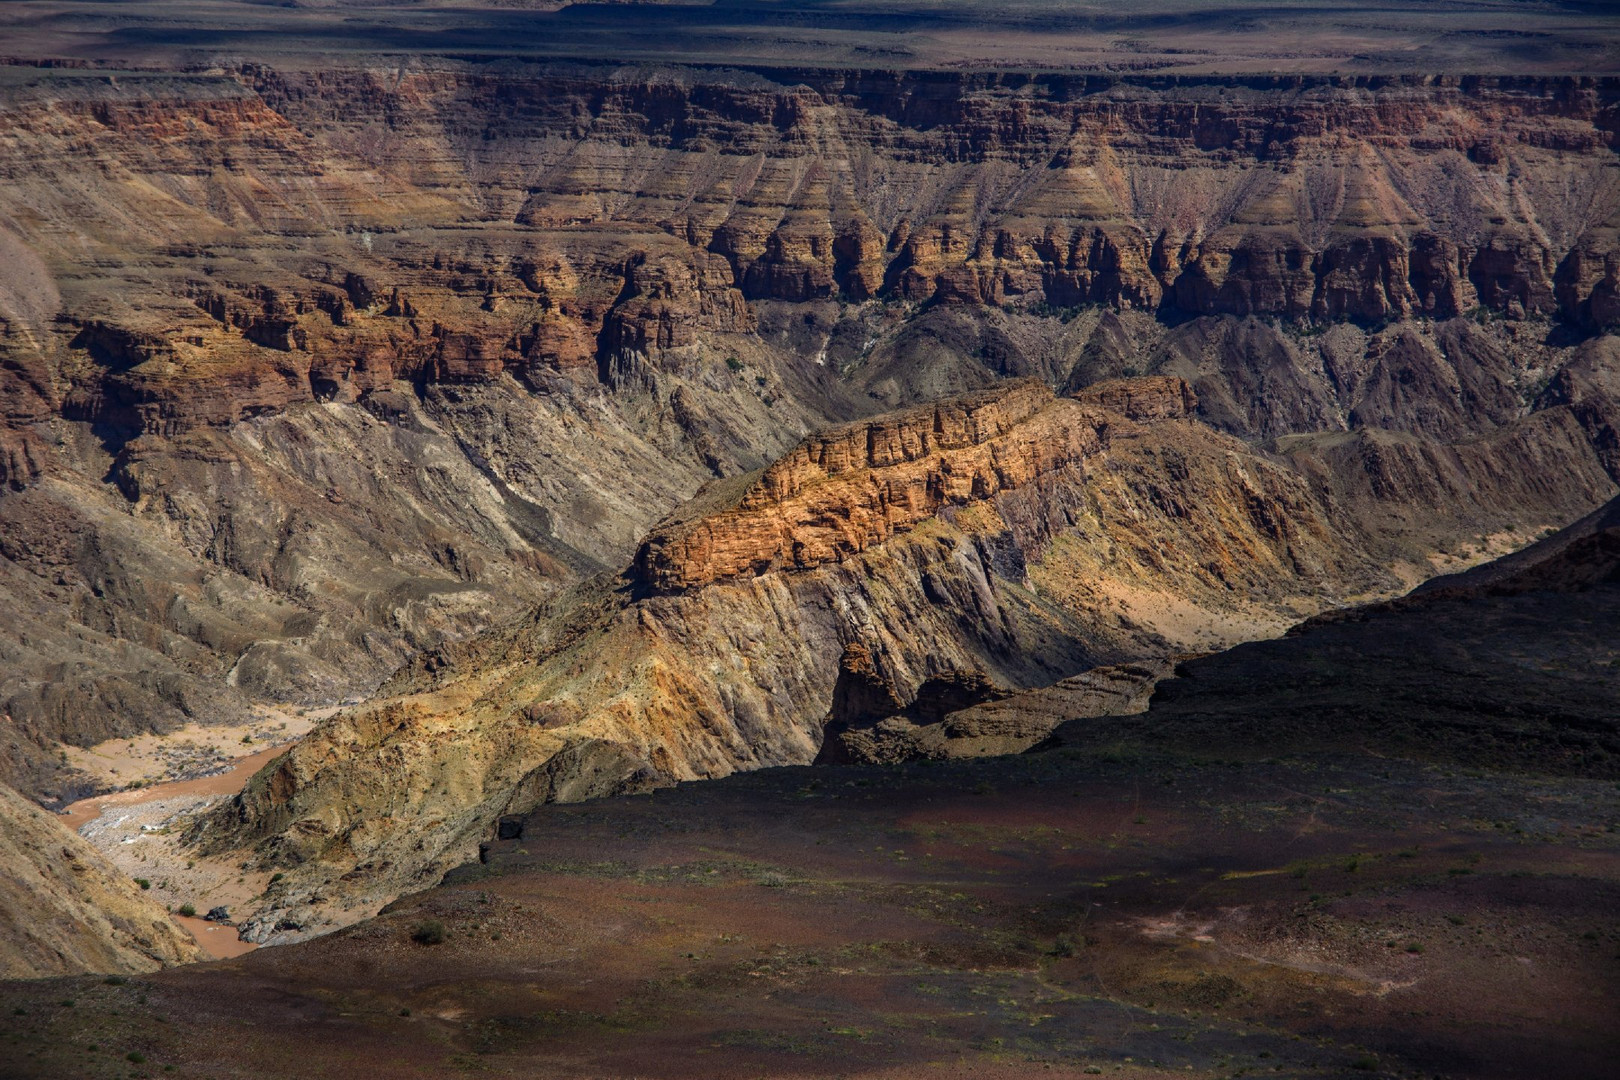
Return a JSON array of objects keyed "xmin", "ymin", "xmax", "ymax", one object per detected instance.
[
  {"xmin": 3, "ymin": 750, "xmax": 1615, "ymax": 1079},
  {"xmin": 59, "ymin": 744, "xmax": 292, "ymax": 833},
  {"xmin": 168, "ymin": 916, "xmax": 258, "ymax": 961}
]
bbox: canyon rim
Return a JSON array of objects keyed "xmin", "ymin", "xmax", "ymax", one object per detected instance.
[{"xmin": 1, "ymin": 3, "xmax": 1618, "ymax": 1078}]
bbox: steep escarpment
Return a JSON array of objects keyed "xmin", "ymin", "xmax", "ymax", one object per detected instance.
[
  {"xmin": 225, "ymin": 67, "xmax": 1620, "ymax": 341},
  {"xmin": 8, "ymin": 67, "xmax": 1620, "ymax": 447},
  {"xmin": 0, "ymin": 782, "xmax": 201, "ymax": 978}
]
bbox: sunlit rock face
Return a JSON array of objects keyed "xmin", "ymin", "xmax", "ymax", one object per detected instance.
[{"xmin": 2, "ymin": 62, "xmax": 1619, "ymax": 931}]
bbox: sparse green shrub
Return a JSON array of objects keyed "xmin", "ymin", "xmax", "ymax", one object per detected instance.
[
  {"xmin": 135, "ymin": 878, "xmax": 150, "ymax": 890},
  {"xmin": 411, "ymin": 918, "xmax": 446, "ymax": 945},
  {"xmin": 725, "ymin": 356, "xmax": 744, "ymax": 372},
  {"xmin": 126, "ymin": 1051, "xmax": 145, "ymax": 1064},
  {"xmin": 178, "ymin": 904, "xmax": 196, "ymax": 918}
]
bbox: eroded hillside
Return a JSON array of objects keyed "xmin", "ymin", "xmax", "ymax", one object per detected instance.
[
  {"xmin": 185, "ymin": 369, "xmax": 1611, "ymax": 941},
  {"xmin": 0, "ymin": 782, "xmax": 200, "ymax": 979},
  {"xmin": 4, "ymin": 64, "xmax": 1620, "ymax": 811}
]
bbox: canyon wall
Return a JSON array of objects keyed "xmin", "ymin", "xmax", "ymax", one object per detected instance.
[
  {"xmin": 5, "ymin": 67, "xmax": 1618, "ymax": 445},
  {"xmin": 1, "ymin": 61, "xmax": 1618, "ymax": 815}
]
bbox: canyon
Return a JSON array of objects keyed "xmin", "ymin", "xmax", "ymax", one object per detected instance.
[
  {"xmin": 0, "ymin": 9, "xmax": 1615, "ymax": 1077},
  {"xmin": 5, "ymin": 62, "xmax": 1619, "ymax": 813},
  {"xmin": 0, "ymin": 58, "xmax": 1617, "ymax": 945}
]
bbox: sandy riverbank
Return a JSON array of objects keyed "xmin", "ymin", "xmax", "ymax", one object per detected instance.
[
  {"xmin": 60, "ymin": 742, "xmax": 294, "ymax": 832},
  {"xmin": 61, "ymin": 707, "xmax": 338, "ymax": 961}
]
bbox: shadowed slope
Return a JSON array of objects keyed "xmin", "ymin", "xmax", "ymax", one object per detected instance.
[{"xmin": 1042, "ymin": 494, "xmax": 1620, "ymax": 773}]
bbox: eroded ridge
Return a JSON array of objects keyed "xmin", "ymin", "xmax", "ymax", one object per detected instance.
[{"xmin": 633, "ymin": 379, "xmax": 1132, "ymax": 592}]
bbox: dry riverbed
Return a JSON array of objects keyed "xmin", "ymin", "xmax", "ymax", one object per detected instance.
[{"xmin": 59, "ymin": 706, "xmax": 337, "ymax": 961}]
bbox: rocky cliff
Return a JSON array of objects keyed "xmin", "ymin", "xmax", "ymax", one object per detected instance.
[
  {"xmin": 6, "ymin": 65, "xmax": 1619, "ymax": 456},
  {"xmin": 632, "ymin": 378, "xmax": 1096, "ymax": 592}
]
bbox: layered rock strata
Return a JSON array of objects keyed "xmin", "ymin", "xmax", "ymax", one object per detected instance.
[
  {"xmin": 183, "ymin": 373, "xmax": 1615, "ymax": 942},
  {"xmin": 5, "ymin": 68, "xmax": 1620, "ymax": 446},
  {"xmin": 635, "ymin": 379, "xmax": 1100, "ymax": 592}
]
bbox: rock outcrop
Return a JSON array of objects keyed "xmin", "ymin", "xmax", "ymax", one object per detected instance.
[
  {"xmin": 633, "ymin": 380, "xmax": 1097, "ymax": 592},
  {"xmin": 0, "ymin": 782, "xmax": 201, "ymax": 978},
  {"xmin": 184, "ymin": 373, "xmax": 1613, "ymax": 941},
  {"xmin": 1070, "ymin": 375, "xmax": 1199, "ymax": 423}
]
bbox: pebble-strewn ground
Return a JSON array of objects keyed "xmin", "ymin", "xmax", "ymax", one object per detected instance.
[{"xmin": 3, "ymin": 749, "xmax": 1616, "ymax": 1078}]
